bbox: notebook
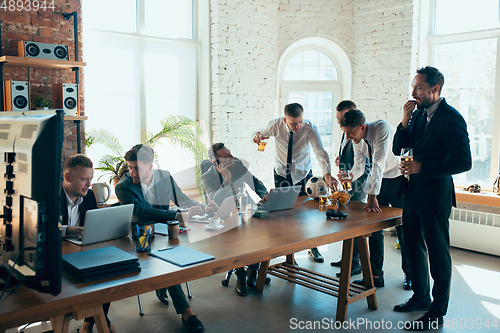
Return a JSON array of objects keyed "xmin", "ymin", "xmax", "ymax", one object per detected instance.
[
  {"xmin": 65, "ymin": 204, "xmax": 134, "ymax": 246},
  {"xmin": 264, "ymin": 185, "xmax": 301, "ymax": 212},
  {"xmin": 149, "ymin": 246, "xmax": 215, "ymax": 267},
  {"xmin": 189, "ymin": 195, "xmax": 237, "ymax": 223}
]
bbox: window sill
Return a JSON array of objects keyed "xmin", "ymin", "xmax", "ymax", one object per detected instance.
[{"xmin": 455, "ymin": 188, "xmax": 500, "ymax": 208}]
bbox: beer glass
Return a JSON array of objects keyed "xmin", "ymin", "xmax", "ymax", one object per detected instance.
[
  {"xmin": 401, "ymin": 148, "xmax": 413, "ymax": 178},
  {"xmin": 258, "ymin": 141, "xmax": 267, "ymax": 152},
  {"xmin": 318, "ymin": 186, "xmax": 328, "ymax": 209},
  {"xmin": 340, "ymin": 170, "xmax": 353, "ymax": 191}
]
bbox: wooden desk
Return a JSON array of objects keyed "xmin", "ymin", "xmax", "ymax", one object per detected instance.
[{"xmin": 0, "ymin": 198, "xmax": 401, "ymax": 332}]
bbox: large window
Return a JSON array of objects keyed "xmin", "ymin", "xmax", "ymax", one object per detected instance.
[{"xmin": 426, "ymin": 0, "xmax": 500, "ymax": 188}]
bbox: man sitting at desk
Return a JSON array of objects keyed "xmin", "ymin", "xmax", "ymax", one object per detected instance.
[
  {"xmin": 116, "ymin": 144, "xmax": 216, "ymax": 333},
  {"xmin": 60, "ymin": 154, "xmax": 118, "ymax": 333},
  {"xmin": 202, "ymin": 142, "xmax": 268, "ymax": 296}
]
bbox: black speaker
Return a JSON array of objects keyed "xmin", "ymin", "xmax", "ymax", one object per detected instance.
[
  {"xmin": 18, "ymin": 41, "xmax": 69, "ymax": 61},
  {"xmin": 53, "ymin": 83, "xmax": 78, "ymax": 116},
  {"xmin": 3, "ymin": 80, "xmax": 30, "ymax": 111}
]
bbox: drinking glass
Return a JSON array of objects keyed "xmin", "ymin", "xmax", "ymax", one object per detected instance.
[{"xmin": 401, "ymin": 148, "xmax": 413, "ymax": 179}]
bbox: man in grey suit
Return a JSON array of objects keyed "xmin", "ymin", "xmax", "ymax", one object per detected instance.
[{"xmin": 116, "ymin": 144, "xmax": 217, "ymax": 333}]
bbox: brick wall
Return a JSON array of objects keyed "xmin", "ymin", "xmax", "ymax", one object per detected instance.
[
  {"xmin": 0, "ymin": 0, "xmax": 84, "ymax": 156},
  {"xmin": 210, "ymin": 0, "xmax": 416, "ymax": 188}
]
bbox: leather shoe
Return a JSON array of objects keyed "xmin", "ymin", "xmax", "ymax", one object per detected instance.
[
  {"xmin": 335, "ymin": 265, "xmax": 362, "ymax": 277},
  {"xmin": 246, "ymin": 268, "xmax": 257, "ymax": 288},
  {"xmin": 353, "ymin": 275, "xmax": 384, "ymax": 288},
  {"xmin": 394, "ymin": 297, "xmax": 431, "ymax": 312},
  {"xmin": 405, "ymin": 312, "xmax": 443, "ymax": 331},
  {"xmin": 404, "ymin": 275, "xmax": 412, "ymax": 290},
  {"xmin": 330, "ymin": 259, "xmax": 342, "ymax": 267},
  {"xmin": 182, "ymin": 315, "xmax": 205, "ymax": 333},
  {"xmin": 308, "ymin": 248, "xmax": 324, "ymax": 263},
  {"xmin": 235, "ymin": 277, "xmax": 247, "ymax": 296}
]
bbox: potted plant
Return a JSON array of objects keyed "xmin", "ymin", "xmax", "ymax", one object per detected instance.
[{"xmin": 33, "ymin": 94, "xmax": 53, "ymax": 110}]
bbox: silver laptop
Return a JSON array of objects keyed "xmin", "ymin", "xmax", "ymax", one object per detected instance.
[
  {"xmin": 65, "ymin": 204, "xmax": 134, "ymax": 246},
  {"xmin": 189, "ymin": 195, "xmax": 237, "ymax": 223},
  {"xmin": 265, "ymin": 185, "xmax": 301, "ymax": 212}
]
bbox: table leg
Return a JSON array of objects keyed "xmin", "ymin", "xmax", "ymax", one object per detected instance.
[
  {"xmin": 357, "ymin": 235, "xmax": 377, "ymax": 310},
  {"xmin": 70, "ymin": 305, "xmax": 110, "ymax": 333},
  {"xmin": 285, "ymin": 254, "xmax": 295, "ymax": 265},
  {"xmin": 336, "ymin": 237, "xmax": 354, "ymax": 322},
  {"xmin": 255, "ymin": 260, "xmax": 270, "ymax": 293},
  {"xmin": 50, "ymin": 314, "xmax": 71, "ymax": 333}
]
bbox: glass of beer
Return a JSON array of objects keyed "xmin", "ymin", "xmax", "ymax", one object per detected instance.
[
  {"xmin": 401, "ymin": 148, "xmax": 413, "ymax": 178},
  {"xmin": 318, "ymin": 186, "xmax": 328, "ymax": 209},
  {"xmin": 258, "ymin": 141, "xmax": 267, "ymax": 152},
  {"xmin": 340, "ymin": 170, "xmax": 353, "ymax": 191}
]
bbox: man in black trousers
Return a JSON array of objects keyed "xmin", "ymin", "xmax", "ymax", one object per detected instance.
[{"xmin": 393, "ymin": 66, "xmax": 472, "ymax": 331}]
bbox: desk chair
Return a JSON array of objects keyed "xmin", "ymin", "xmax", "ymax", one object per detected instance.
[{"xmin": 137, "ymin": 283, "xmax": 192, "ymax": 316}]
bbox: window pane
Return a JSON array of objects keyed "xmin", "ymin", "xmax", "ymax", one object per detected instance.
[
  {"xmin": 143, "ymin": 0, "xmax": 192, "ymax": 39},
  {"xmin": 82, "ymin": 0, "xmax": 136, "ymax": 33},
  {"xmin": 283, "ymin": 51, "xmax": 338, "ymax": 81},
  {"xmin": 433, "ymin": 39, "xmax": 497, "ymax": 185},
  {"xmin": 434, "ymin": 0, "xmax": 500, "ymax": 35}
]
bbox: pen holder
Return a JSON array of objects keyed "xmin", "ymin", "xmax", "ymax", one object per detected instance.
[
  {"xmin": 136, "ymin": 225, "xmax": 152, "ymax": 252},
  {"xmin": 132, "ymin": 223, "xmax": 155, "ymax": 240}
]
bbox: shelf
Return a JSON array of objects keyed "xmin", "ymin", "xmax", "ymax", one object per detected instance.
[
  {"xmin": 64, "ymin": 116, "xmax": 87, "ymax": 121},
  {"xmin": 0, "ymin": 56, "xmax": 86, "ymax": 69},
  {"xmin": 455, "ymin": 188, "xmax": 500, "ymax": 208}
]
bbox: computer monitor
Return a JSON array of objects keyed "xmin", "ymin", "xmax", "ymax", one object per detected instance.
[{"xmin": 0, "ymin": 110, "xmax": 63, "ymax": 295}]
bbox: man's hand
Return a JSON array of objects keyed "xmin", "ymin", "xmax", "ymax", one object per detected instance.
[
  {"xmin": 216, "ymin": 161, "xmax": 232, "ymax": 183},
  {"xmin": 67, "ymin": 226, "xmax": 84, "ymax": 236},
  {"xmin": 204, "ymin": 200, "xmax": 219, "ymax": 214},
  {"xmin": 252, "ymin": 132, "xmax": 269, "ymax": 144},
  {"xmin": 189, "ymin": 205, "xmax": 205, "ymax": 217},
  {"xmin": 260, "ymin": 194, "xmax": 268, "ymax": 202},
  {"xmin": 337, "ymin": 170, "xmax": 350, "ymax": 180},
  {"xmin": 335, "ymin": 156, "xmax": 340, "ymax": 167},
  {"xmin": 323, "ymin": 173, "xmax": 339, "ymax": 192},
  {"xmin": 364, "ymin": 194, "xmax": 382, "ymax": 213},
  {"xmin": 402, "ymin": 100, "xmax": 417, "ymax": 129},
  {"xmin": 400, "ymin": 160, "xmax": 422, "ymax": 175}
]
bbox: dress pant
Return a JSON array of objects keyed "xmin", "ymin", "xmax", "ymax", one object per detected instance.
[
  {"xmin": 84, "ymin": 303, "xmax": 111, "ymax": 328},
  {"xmin": 235, "ymin": 263, "xmax": 260, "ymax": 279},
  {"xmin": 168, "ymin": 284, "xmax": 191, "ymax": 314},
  {"xmin": 274, "ymin": 170, "xmax": 313, "ymax": 196},
  {"xmin": 403, "ymin": 198, "xmax": 452, "ymax": 317}
]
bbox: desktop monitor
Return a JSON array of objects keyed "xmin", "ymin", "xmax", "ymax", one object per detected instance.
[{"xmin": 0, "ymin": 110, "xmax": 63, "ymax": 295}]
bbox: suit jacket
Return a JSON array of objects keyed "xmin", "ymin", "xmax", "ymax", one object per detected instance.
[
  {"xmin": 393, "ymin": 98, "xmax": 472, "ymax": 211},
  {"xmin": 60, "ymin": 188, "xmax": 98, "ymax": 226},
  {"xmin": 201, "ymin": 159, "xmax": 268, "ymax": 206},
  {"xmin": 115, "ymin": 169, "xmax": 204, "ymax": 223},
  {"xmin": 339, "ymin": 134, "xmax": 370, "ymax": 196}
]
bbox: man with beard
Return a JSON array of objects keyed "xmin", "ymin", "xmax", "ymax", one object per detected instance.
[
  {"xmin": 393, "ymin": 66, "xmax": 471, "ymax": 331},
  {"xmin": 202, "ymin": 142, "xmax": 268, "ymax": 296}
]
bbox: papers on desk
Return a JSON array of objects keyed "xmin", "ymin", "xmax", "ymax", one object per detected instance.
[{"xmin": 149, "ymin": 246, "xmax": 214, "ymax": 267}]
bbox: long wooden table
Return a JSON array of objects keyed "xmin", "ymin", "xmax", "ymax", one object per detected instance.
[{"xmin": 0, "ymin": 197, "xmax": 401, "ymax": 332}]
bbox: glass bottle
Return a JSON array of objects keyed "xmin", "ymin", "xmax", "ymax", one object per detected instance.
[{"xmin": 238, "ymin": 187, "xmax": 247, "ymax": 214}]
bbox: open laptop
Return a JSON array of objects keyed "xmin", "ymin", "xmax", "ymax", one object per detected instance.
[
  {"xmin": 264, "ymin": 185, "xmax": 301, "ymax": 212},
  {"xmin": 189, "ymin": 195, "xmax": 237, "ymax": 223},
  {"xmin": 65, "ymin": 204, "xmax": 134, "ymax": 246}
]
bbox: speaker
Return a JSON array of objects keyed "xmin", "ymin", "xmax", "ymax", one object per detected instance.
[
  {"xmin": 18, "ymin": 41, "xmax": 69, "ymax": 61},
  {"xmin": 3, "ymin": 80, "xmax": 30, "ymax": 111},
  {"xmin": 53, "ymin": 83, "xmax": 78, "ymax": 116}
]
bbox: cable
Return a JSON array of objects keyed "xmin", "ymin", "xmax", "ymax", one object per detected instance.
[{"xmin": 0, "ymin": 246, "xmax": 35, "ymax": 302}]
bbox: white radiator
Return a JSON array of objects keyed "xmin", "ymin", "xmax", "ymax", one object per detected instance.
[{"xmin": 449, "ymin": 208, "xmax": 500, "ymax": 257}]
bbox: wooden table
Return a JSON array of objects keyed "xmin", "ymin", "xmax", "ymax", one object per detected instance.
[{"xmin": 0, "ymin": 197, "xmax": 401, "ymax": 332}]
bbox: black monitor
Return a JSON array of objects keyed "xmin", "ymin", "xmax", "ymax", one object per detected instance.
[{"xmin": 0, "ymin": 110, "xmax": 63, "ymax": 295}]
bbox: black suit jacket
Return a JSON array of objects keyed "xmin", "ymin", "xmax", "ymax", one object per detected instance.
[
  {"xmin": 393, "ymin": 98, "xmax": 472, "ymax": 211},
  {"xmin": 60, "ymin": 188, "xmax": 98, "ymax": 226}
]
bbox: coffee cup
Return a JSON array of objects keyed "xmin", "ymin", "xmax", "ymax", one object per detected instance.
[
  {"xmin": 91, "ymin": 182, "xmax": 111, "ymax": 204},
  {"xmin": 208, "ymin": 217, "xmax": 222, "ymax": 228},
  {"xmin": 178, "ymin": 207, "xmax": 190, "ymax": 228},
  {"xmin": 167, "ymin": 221, "xmax": 180, "ymax": 240}
]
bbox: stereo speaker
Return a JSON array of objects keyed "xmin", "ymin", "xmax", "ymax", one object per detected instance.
[
  {"xmin": 3, "ymin": 80, "xmax": 30, "ymax": 111},
  {"xmin": 53, "ymin": 83, "xmax": 78, "ymax": 116},
  {"xmin": 18, "ymin": 41, "xmax": 69, "ymax": 61}
]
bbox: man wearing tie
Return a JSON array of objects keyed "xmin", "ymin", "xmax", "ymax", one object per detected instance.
[
  {"xmin": 393, "ymin": 66, "xmax": 472, "ymax": 330},
  {"xmin": 252, "ymin": 103, "xmax": 338, "ymax": 263}
]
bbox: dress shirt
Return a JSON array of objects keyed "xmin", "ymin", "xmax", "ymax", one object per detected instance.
[
  {"xmin": 339, "ymin": 133, "xmax": 348, "ymax": 156},
  {"xmin": 253, "ymin": 118, "xmax": 331, "ymax": 184},
  {"xmin": 424, "ymin": 97, "xmax": 443, "ymax": 126},
  {"xmin": 141, "ymin": 171, "xmax": 156, "ymax": 205},
  {"xmin": 62, "ymin": 186, "xmax": 83, "ymax": 236},
  {"xmin": 352, "ymin": 120, "xmax": 400, "ymax": 195}
]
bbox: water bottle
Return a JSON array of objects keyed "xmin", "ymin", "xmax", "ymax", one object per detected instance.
[{"xmin": 238, "ymin": 187, "xmax": 247, "ymax": 215}]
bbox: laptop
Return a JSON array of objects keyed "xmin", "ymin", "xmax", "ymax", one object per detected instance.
[
  {"xmin": 189, "ymin": 195, "xmax": 237, "ymax": 223},
  {"xmin": 65, "ymin": 204, "xmax": 134, "ymax": 246},
  {"xmin": 264, "ymin": 185, "xmax": 301, "ymax": 212}
]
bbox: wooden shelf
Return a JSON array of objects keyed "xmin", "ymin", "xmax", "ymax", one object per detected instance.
[
  {"xmin": 0, "ymin": 56, "xmax": 86, "ymax": 69},
  {"xmin": 64, "ymin": 116, "xmax": 87, "ymax": 121},
  {"xmin": 455, "ymin": 188, "xmax": 500, "ymax": 207}
]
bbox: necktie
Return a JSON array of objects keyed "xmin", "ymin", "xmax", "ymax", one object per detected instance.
[
  {"xmin": 416, "ymin": 109, "xmax": 427, "ymax": 137},
  {"xmin": 365, "ymin": 139, "xmax": 373, "ymax": 169},
  {"xmin": 339, "ymin": 132, "xmax": 345, "ymax": 156},
  {"xmin": 286, "ymin": 131, "xmax": 294, "ymax": 180}
]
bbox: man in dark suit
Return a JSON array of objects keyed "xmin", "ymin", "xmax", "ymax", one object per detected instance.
[
  {"xmin": 60, "ymin": 154, "xmax": 117, "ymax": 333},
  {"xmin": 393, "ymin": 66, "xmax": 472, "ymax": 330}
]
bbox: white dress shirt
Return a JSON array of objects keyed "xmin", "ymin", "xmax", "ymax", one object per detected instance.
[
  {"xmin": 254, "ymin": 117, "xmax": 331, "ymax": 184},
  {"xmin": 352, "ymin": 120, "xmax": 400, "ymax": 195},
  {"xmin": 62, "ymin": 186, "xmax": 83, "ymax": 237},
  {"xmin": 140, "ymin": 171, "xmax": 156, "ymax": 205}
]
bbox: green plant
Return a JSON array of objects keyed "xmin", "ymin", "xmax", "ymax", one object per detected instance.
[
  {"xmin": 33, "ymin": 94, "xmax": 53, "ymax": 108},
  {"xmin": 85, "ymin": 115, "xmax": 208, "ymax": 201}
]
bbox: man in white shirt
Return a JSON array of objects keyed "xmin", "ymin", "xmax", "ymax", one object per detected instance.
[
  {"xmin": 252, "ymin": 103, "xmax": 338, "ymax": 263},
  {"xmin": 340, "ymin": 109, "xmax": 410, "ymax": 290}
]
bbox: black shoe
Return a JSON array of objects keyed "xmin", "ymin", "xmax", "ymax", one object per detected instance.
[
  {"xmin": 404, "ymin": 275, "xmax": 412, "ymax": 290},
  {"xmin": 394, "ymin": 297, "xmax": 431, "ymax": 312},
  {"xmin": 182, "ymin": 315, "xmax": 205, "ymax": 333},
  {"xmin": 330, "ymin": 260, "xmax": 342, "ymax": 267},
  {"xmin": 235, "ymin": 277, "xmax": 247, "ymax": 296},
  {"xmin": 308, "ymin": 248, "xmax": 324, "ymax": 263},
  {"xmin": 405, "ymin": 312, "xmax": 443, "ymax": 331},
  {"xmin": 247, "ymin": 268, "xmax": 257, "ymax": 288},
  {"xmin": 335, "ymin": 265, "xmax": 362, "ymax": 277},
  {"xmin": 353, "ymin": 275, "xmax": 384, "ymax": 288}
]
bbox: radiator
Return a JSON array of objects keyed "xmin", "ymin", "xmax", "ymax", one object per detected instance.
[{"xmin": 449, "ymin": 208, "xmax": 500, "ymax": 257}]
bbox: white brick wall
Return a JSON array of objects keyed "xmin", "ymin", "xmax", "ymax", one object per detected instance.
[{"xmin": 210, "ymin": 0, "xmax": 416, "ymax": 188}]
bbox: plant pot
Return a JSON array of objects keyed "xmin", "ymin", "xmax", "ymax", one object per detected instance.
[{"xmin": 112, "ymin": 177, "xmax": 120, "ymax": 188}]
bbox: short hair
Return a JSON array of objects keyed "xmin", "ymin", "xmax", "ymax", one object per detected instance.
[
  {"xmin": 336, "ymin": 100, "xmax": 356, "ymax": 112},
  {"xmin": 63, "ymin": 154, "xmax": 93, "ymax": 173},
  {"xmin": 124, "ymin": 144, "xmax": 154, "ymax": 164},
  {"xmin": 416, "ymin": 66, "xmax": 444, "ymax": 94},
  {"xmin": 208, "ymin": 142, "xmax": 225, "ymax": 162},
  {"xmin": 284, "ymin": 103, "xmax": 304, "ymax": 118},
  {"xmin": 340, "ymin": 109, "xmax": 366, "ymax": 128}
]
